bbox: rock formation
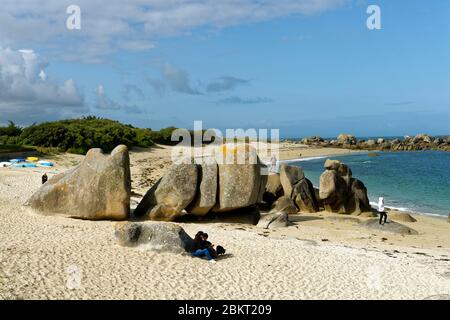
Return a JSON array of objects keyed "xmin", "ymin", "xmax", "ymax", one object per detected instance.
[
  {"xmin": 319, "ymin": 159, "xmax": 371, "ymax": 215},
  {"xmin": 135, "ymin": 143, "xmax": 267, "ymax": 221},
  {"xmin": 292, "ymin": 178, "xmax": 319, "ymax": 213},
  {"xmin": 26, "ymin": 145, "xmax": 131, "ymax": 220},
  {"xmin": 299, "ymin": 133, "xmax": 450, "ymax": 152},
  {"xmin": 279, "ymin": 164, "xmax": 304, "ymax": 197}
]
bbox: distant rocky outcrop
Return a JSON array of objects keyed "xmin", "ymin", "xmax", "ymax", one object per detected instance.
[
  {"xmin": 319, "ymin": 159, "xmax": 371, "ymax": 215},
  {"xmin": 299, "ymin": 133, "xmax": 450, "ymax": 151},
  {"xmin": 337, "ymin": 134, "xmax": 357, "ymax": 145},
  {"xmin": 26, "ymin": 145, "xmax": 131, "ymax": 220},
  {"xmin": 114, "ymin": 222, "xmax": 196, "ymax": 253}
]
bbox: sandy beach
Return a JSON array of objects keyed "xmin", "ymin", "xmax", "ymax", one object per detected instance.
[{"xmin": 1, "ymin": 143, "xmax": 449, "ymax": 300}]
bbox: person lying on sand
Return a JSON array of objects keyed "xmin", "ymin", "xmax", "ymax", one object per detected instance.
[
  {"xmin": 192, "ymin": 231, "xmax": 226, "ymax": 261},
  {"xmin": 192, "ymin": 244, "xmax": 226, "ymax": 262}
]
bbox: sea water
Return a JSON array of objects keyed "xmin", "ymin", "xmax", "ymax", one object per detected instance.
[{"xmin": 288, "ymin": 151, "xmax": 450, "ymax": 218}]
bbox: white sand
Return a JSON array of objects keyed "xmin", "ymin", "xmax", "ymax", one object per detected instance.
[{"xmin": 1, "ymin": 145, "xmax": 449, "ymax": 300}]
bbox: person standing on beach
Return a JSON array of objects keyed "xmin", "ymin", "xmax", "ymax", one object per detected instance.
[
  {"xmin": 378, "ymin": 197, "xmax": 387, "ymax": 225},
  {"xmin": 42, "ymin": 173, "xmax": 48, "ymax": 184}
]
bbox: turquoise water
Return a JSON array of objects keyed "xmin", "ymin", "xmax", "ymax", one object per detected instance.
[{"xmin": 289, "ymin": 151, "xmax": 450, "ymax": 218}]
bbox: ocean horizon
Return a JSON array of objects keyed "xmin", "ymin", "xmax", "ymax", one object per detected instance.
[{"xmin": 288, "ymin": 151, "xmax": 450, "ymax": 218}]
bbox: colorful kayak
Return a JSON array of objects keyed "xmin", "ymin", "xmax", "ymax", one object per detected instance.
[
  {"xmin": 37, "ymin": 161, "xmax": 54, "ymax": 167},
  {"xmin": 10, "ymin": 158, "xmax": 25, "ymax": 163},
  {"xmin": 0, "ymin": 162, "xmax": 12, "ymax": 167},
  {"xmin": 26, "ymin": 157, "xmax": 39, "ymax": 162},
  {"xmin": 12, "ymin": 163, "xmax": 37, "ymax": 168}
]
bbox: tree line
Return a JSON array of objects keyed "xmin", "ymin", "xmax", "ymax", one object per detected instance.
[{"xmin": 0, "ymin": 117, "xmax": 179, "ymax": 154}]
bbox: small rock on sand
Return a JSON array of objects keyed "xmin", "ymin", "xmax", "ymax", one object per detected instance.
[
  {"xmin": 388, "ymin": 212, "xmax": 417, "ymax": 223},
  {"xmin": 114, "ymin": 222, "xmax": 196, "ymax": 253}
]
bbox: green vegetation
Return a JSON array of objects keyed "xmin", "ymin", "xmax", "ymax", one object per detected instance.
[{"xmin": 0, "ymin": 117, "xmax": 179, "ymax": 154}]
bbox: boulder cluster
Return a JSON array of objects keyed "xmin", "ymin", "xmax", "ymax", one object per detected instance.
[
  {"xmin": 319, "ymin": 159, "xmax": 371, "ymax": 215},
  {"xmin": 299, "ymin": 133, "xmax": 450, "ymax": 151},
  {"xmin": 27, "ymin": 144, "xmax": 267, "ymax": 222},
  {"xmin": 26, "ymin": 143, "xmax": 372, "ymax": 222},
  {"xmin": 263, "ymin": 159, "xmax": 371, "ymax": 216}
]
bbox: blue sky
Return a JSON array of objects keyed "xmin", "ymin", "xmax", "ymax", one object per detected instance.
[{"xmin": 0, "ymin": 0, "xmax": 449, "ymax": 137}]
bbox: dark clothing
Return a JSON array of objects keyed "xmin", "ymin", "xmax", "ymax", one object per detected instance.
[
  {"xmin": 42, "ymin": 174, "xmax": 48, "ymax": 184},
  {"xmin": 379, "ymin": 211, "xmax": 387, "ymax": 225},
  {"xmin": 199, "ymin": 240, "xmax": 212, "ymax": 249}
]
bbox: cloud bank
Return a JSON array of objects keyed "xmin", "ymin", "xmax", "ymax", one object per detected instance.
[{"xmin": 0, "ymin": 0, "xmax": 350, "ymax": 62}]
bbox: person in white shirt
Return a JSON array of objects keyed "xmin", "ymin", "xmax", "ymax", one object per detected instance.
[
  {"xmin": 378, "ymin": 197, "xmax": 387, "ymax": 225},
  {"xmin": 269, "ymin": 154, "xmax": 279, "ymax": 173}
]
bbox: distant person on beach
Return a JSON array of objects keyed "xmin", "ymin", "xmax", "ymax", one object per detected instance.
[
  {"xmin": 42, "ymin": 173, "xmax": 48, "ymax": 184},
  {"xmin": 269, "ymin": 154, "xmax": 279, "ymax": 173},
  {"xmin": 378, "ymin": 197, "xmax": 387, "ymax": 225}
]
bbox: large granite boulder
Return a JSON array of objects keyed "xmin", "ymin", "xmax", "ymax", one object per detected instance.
[
  {"xmin": 114, "ymin": 222, "xmax": 196, "ymax": 253},
  {"xmin": 279, "ymin": 164, "xmax": 305, "ymax": 197},
  {"xmin": 319, "ymin": 159, "xmax": 371, "ymax": 215},
  {"xmin": 263, "ymin": 173, "xmax": 284, "ymax": 205},
  {"xmin": 213, "ymin": 144, "xmax": 266, "ymax": 212},
  {"xmin": 187, "ymin": 161, "xmax": 218, "ymax": 215},
  {"xmin": 134, "ymin": 163, "xmax": 198, "ymax": 221},
  {"xmin": 292, "ymin": 178, "xmax": 319, "ymax": 213},
  {"xmin": 347, "ymin": 178, "xmax": 371, "ymax": 215},
  {"xmin": 26, "ymin": 145, "xmax": 131, "ymax": 220}
]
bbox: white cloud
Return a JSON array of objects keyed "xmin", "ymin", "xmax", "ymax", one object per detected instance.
[
  {"xmin": 0, "ymin": 47, "xmax": 83, "ymax": 107},
  {"xmin": 95, "ymin": 84, "xmax": 120, "ymax": 110},
  {"xmin": 0, "ymin": 0, "xmax": 350, "ymax": 62},
  {"xmin": 148, "ymin": 62, "xmax": 201, "ymax": 95}
]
